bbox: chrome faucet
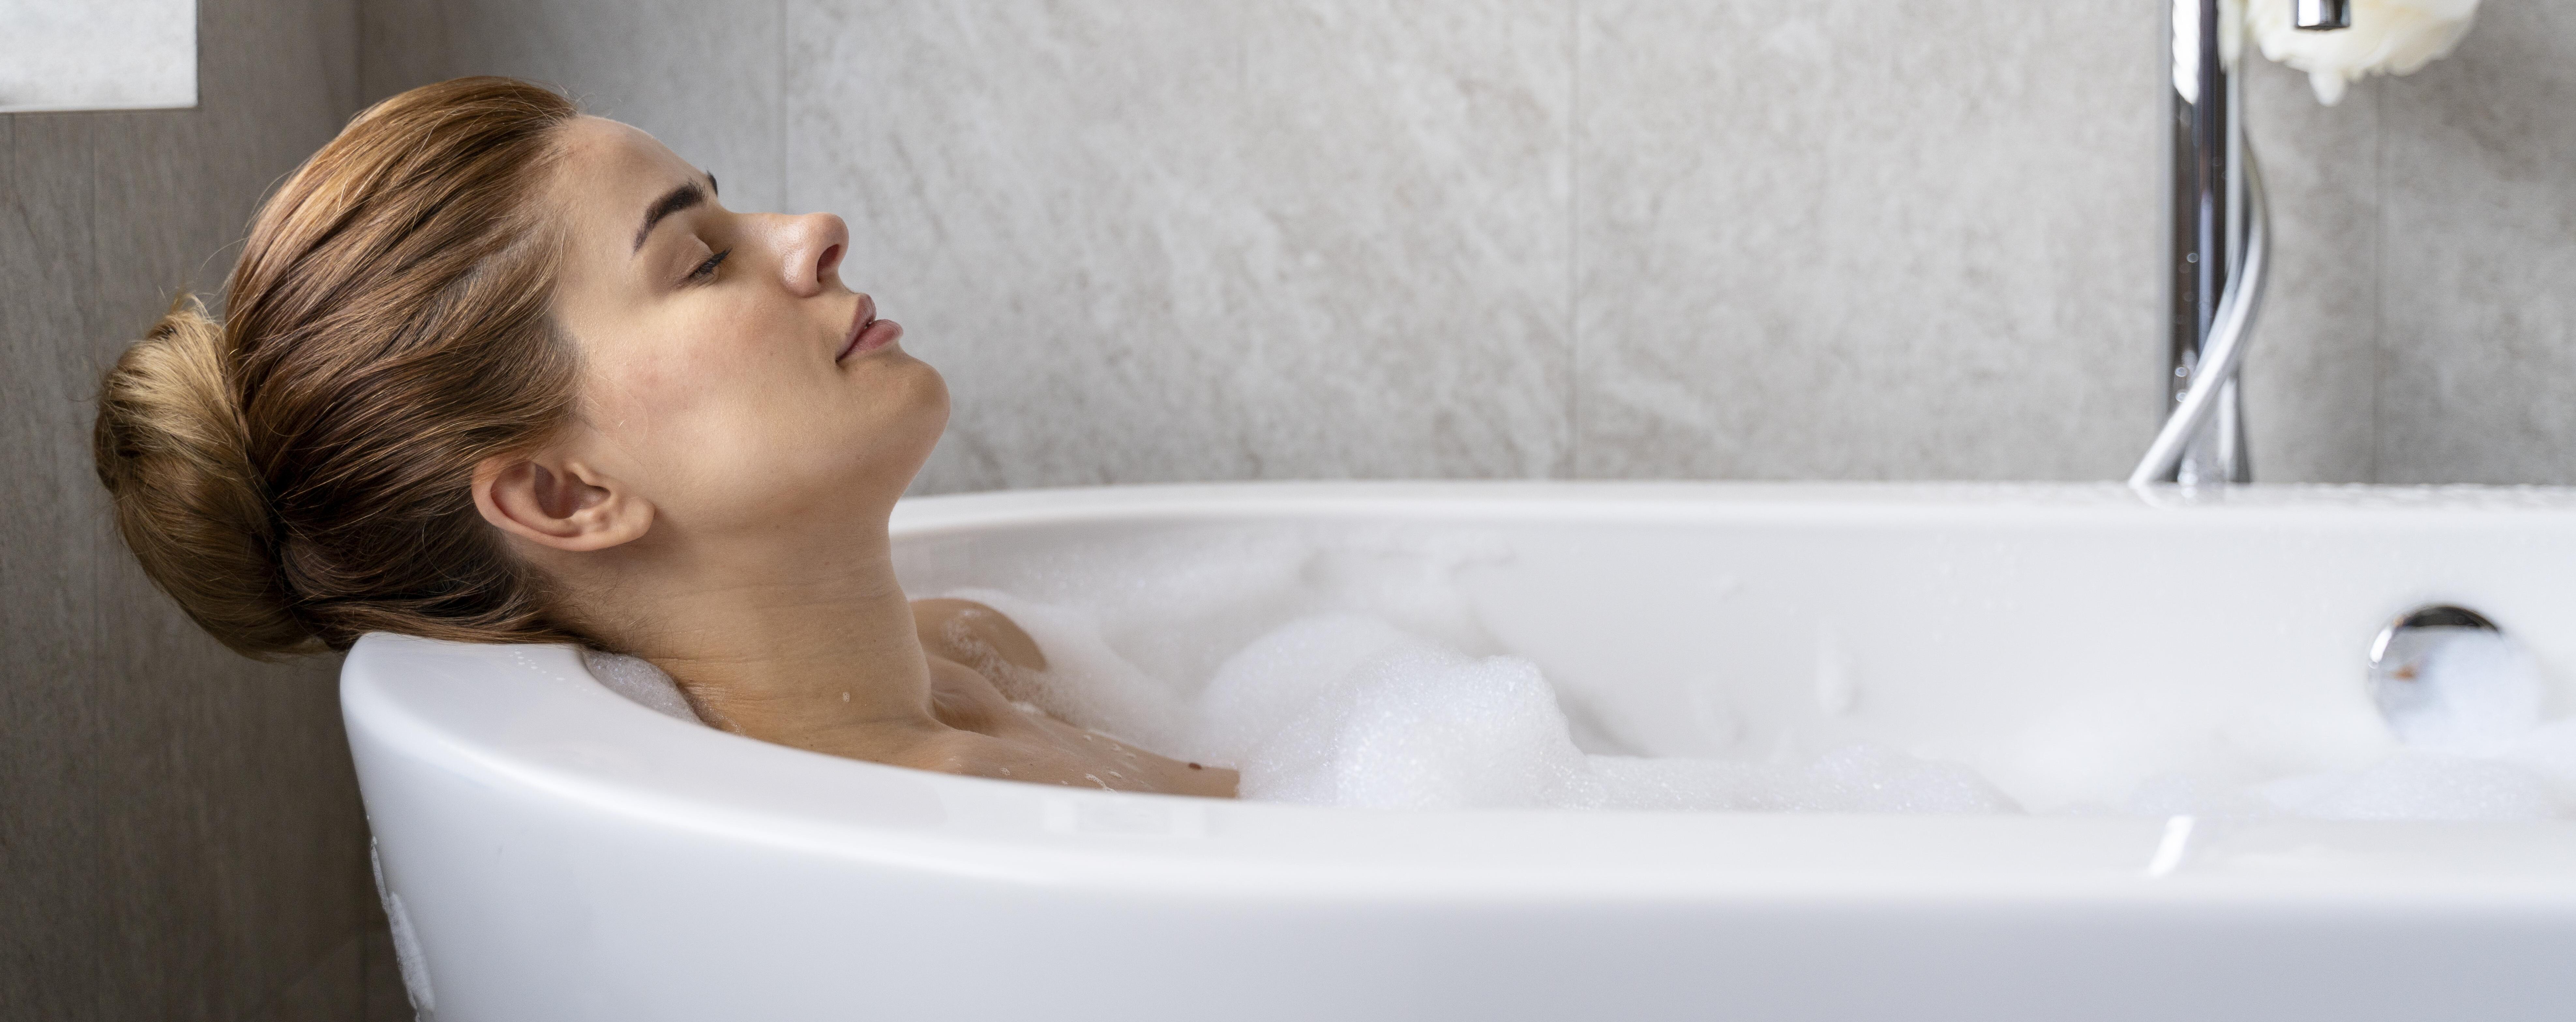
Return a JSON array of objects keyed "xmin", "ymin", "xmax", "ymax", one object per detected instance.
[
  {"xmin": 2133, "ymin": 0, "xmax": 2350, "ymax": 486},
  {"xmin": 2295, "ymin": 0, "xmax": 2353, "ymax": 30}
]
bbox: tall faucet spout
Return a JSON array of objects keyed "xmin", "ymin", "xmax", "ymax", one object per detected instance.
[
  {"xmin": 2141, "ymin": 1, "xmax": 2351, "ymax": 486},
  {"xmin": 2159, "ymin": 0, "xmax": 2253, "ymax": 485}
]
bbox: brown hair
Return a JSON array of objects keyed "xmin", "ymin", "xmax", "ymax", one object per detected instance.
[{"xmin": 94, "ymin": 77, "xmax": 587, "ymax": 657}]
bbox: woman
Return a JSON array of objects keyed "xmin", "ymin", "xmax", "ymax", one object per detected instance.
[{"xmin": 93, "ymin": 77, "xmax": 1233, "ymax": 799}]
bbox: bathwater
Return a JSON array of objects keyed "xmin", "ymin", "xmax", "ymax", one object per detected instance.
[
  {"xmin": 611, "ymin": 526, "xmax": 2576, "ymax": 818},
  {"xmin": 926, "ymin": 527, "xmax": 2576, "ymax": 819}
]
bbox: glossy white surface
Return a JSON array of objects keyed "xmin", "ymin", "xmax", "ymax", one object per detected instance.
[{"xmin": 346, "ymin": 482, "xmax": 2576, "ymax": 1021}]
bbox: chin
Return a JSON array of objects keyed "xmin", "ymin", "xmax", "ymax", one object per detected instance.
[
  {"xmin": 879, "ymin": 359, "xmax": 950, "ymax": 480},
  {"xmin": 892, "ymin": 354, "xmax": 950, "ymax": 429},
  {"xmin": 918, "ymin": 365, "xmax": 951, "ymax": 429},
  {"xmin": 825, "ymin": 353, "xmax": 947, "ymax": 500}
]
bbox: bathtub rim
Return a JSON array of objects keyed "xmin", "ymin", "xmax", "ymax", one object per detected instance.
[{"xmin": 346, "ymin": 480, "xmax": 2576, "ymax": 909}]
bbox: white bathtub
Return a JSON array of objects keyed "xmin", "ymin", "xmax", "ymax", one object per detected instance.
[{"xmin": 344, "ymin": 482, "xmax": 2576, "ymax": 1021}]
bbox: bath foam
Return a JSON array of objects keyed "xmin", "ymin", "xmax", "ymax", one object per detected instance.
[
  {"xmin": 2257, "ymin": 750, "xmax": 2568, "ymax": 821},
  {"xmin": 922, "ymin": 526, "xmax": 1522, "ymax": 709},
  {"xmin": 2374, "ymin": 628, "xmax": 2543, "ymax": 755},
  {"xmin": 583, "ymin": 603, "xmax": 2576, "ymax": 818},
  {"xmin": 2088, "ymin": 630, "xmax": 2576, "ymax": 823},
  {"xmin": 958, "ymin": 593, "xmax": 2016, "ymax": 813},
  {"xmin": 933, "ymin": 592, "xmax": 1194, "ymax": 754},
  {"xmin": 2242, "ymin": 630, "xmax": 2572, "ymax": 821},
  {"xmin": 950, "ymin": 573, "xmax": 2576, "ymax": 818},
  {"xmin": 582, "ymin": 648, "xmax": 705, "ymax": 724},
  {"xmin": 581, "ymin": 528, "xmax": 2576, "ymax": 819}
]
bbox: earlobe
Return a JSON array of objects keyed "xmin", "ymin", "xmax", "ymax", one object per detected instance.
[{"xmin": 473, "ymin": 455, "xmax": 653, "ymax": 553}]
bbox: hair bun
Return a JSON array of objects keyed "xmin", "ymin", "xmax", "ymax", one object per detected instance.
[{"xmin": 94, "ymin": 296, "xmax": 317, "ymax": 656}]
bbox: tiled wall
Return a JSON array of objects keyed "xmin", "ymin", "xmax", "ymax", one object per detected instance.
[
  {"xmin": 362, "ymin": 1, "xmax": 2576, "ymax": 487},
  {"xmin": 1, "ymin": 1, "xmax": 408, "ymax": 1018},
  {"xmin": 2377, "ymin": 3, "xmax": 2576, "ymax": 482},
  {"xmin": 0, "ymin": 5, "xmax": 2556, "ymax": 1015}
]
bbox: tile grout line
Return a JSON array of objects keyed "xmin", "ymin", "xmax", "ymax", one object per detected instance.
[
  {"xmin": 2368, "ymin": 80, "xmax": 2385, "ymax": 483},
  {"xmin": 1564, "ymin": 0, "xmax": 1581, "ymax": 481}
]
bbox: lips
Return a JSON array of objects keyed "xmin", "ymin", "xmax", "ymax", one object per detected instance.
[{"xmin": 836, "ymin": 295, "xmax": 903, "ymax": 361}]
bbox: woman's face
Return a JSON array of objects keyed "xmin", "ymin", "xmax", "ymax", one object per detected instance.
[{"xmin": 538, "ymin": 116, "xmax": 945, "ymax": 539}]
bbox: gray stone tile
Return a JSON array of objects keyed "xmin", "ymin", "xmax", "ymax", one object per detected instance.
[
  {"xmin": 92, "ymin": 0, "xmax": 356, "ymax": 328},
  {"xmin": 362, "ymin": 0, "xmax": 785, "ymax": 213},
  {"xmin": 786, "ymin": 0, "xmax": 1575, "ymax": 491},
  {"xmin": 247, "ymin": 932, "xmax": 363, "ymax": 1022},
  {"xmin": 0, "ymin": 108, "xmax": 110, "ymax": 1022},
  {"xmin": 1573, "ymin": 0, "xmax": 2165, "ymax": 480},
  {"xmin": 360, "ymin": 927, "xmax": 414, "ymax": 1020},
  {"xmin": 357, "ymin": 0, "xmax": 450, "ymax": 104},
  {"xmin": 3, "ymin": 0, "xmax": 375, "ymax": 1018},
  {"xmin": 82, "ymin": 4, "xmax": 376, "ymax": 1018},
  {"xmin": 2375, "ymin": 3, "xmax": 2576, "ymax": 483},
  {"xmin": 2239, "ymin": 60, "xmax": 2381, "ymax": 483}
]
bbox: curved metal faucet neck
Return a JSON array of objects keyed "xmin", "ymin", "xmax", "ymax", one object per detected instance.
[
  {"xmin": 2167, "ymin": 0, "xmax": 2253, "ymax": 485},
  {"xmin": 2136, "ymin": 2, "xmax": 2350, "ymax": 488}
]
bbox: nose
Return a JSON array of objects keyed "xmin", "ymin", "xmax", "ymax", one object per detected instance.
[{"xmin": 773, "ymin": 212, "xmax": 849, "ymax": 297}]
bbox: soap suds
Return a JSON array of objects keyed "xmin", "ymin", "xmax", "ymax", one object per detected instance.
[
  {"xmin": 1179, "ymin": 613, "xmax": 2008, "ymax": 812},
  {"xmin": 581, "ymin": 648, "xmax": 702, "ymax": 724},
  {"xmin": 589, "ymin": 530, "xmax": 2574, "ymax": 819},
  {"xmin": 2372, "ymin": 628, "xmax": 2541, "ymax": 755},
  {"xmin": 2174, "ymin": 0, "xmax": 2479, "ymax": 106},
  {"xmin": 2250, "ymin": 0, "xmax": 2480, "ymax": 105},
  {"xmin": 937, "ymin": 534, "xmax": 2576, "ymax": 819}
]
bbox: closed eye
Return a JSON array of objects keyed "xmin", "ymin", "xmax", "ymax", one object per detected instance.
[{"xmin": 687, "ymin": 248, "xmax": 731, "ymax": 284}]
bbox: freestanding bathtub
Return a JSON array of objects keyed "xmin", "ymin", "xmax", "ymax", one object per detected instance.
[{"xmin": 344, "ymin": 482, "xmax": 2576, "ymax": 1021}]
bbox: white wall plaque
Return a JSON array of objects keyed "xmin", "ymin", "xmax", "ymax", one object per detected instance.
[{"xmin": 0, "ymin": 0, "xmax": 197, "ymax": 113}]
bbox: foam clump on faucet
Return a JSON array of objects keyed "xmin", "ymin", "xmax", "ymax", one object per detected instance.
[{"xmin": 2248, "ymin": 0, "xmax": 2481, "ymax": 105}]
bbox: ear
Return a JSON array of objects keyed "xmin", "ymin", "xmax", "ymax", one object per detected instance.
[{"xmin": 472, "ymin": 453, "xmax": 654, "ymax": 553}]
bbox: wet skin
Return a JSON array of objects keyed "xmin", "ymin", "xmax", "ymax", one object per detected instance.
[{"xmin": 469, "ymin": 115, "xmax": 1233, "ymax": 798}]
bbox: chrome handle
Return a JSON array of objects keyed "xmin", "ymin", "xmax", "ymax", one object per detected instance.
[{"xmin": 2294, "ymin": 0, "xmax": 2353, "ymax": 31}]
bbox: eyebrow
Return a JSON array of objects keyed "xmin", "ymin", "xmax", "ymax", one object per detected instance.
[{"xmin": 631, "ymin": 175, "xmax": 714, "ymax": 255}]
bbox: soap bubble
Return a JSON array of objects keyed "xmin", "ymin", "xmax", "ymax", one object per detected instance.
[
  {"xmin": 2373, "ymin": 627, "xmax": 2544, "ymax": 755},
  {"xmin": 593, "ymin": 529, "xmax": 2575, "ymax": 821}
]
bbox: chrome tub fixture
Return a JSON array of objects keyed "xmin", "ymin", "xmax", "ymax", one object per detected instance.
[
  {"xmin": 2135, "ymin": 1, "xmax": 2349, "ymax": 486},
  {"xmin": 2295, "ymin": 0, "xmax": 2354, "ymax": 31}
]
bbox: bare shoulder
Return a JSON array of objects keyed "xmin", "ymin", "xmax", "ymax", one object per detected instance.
[{"xmin": 911, "ymin": 598, "xmax": 1046, "ymax": 672}]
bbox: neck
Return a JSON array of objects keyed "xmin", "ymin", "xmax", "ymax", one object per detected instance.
[{"xmin": 580, "ymin": 514, "xmax": 936, "ymax": 744}]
